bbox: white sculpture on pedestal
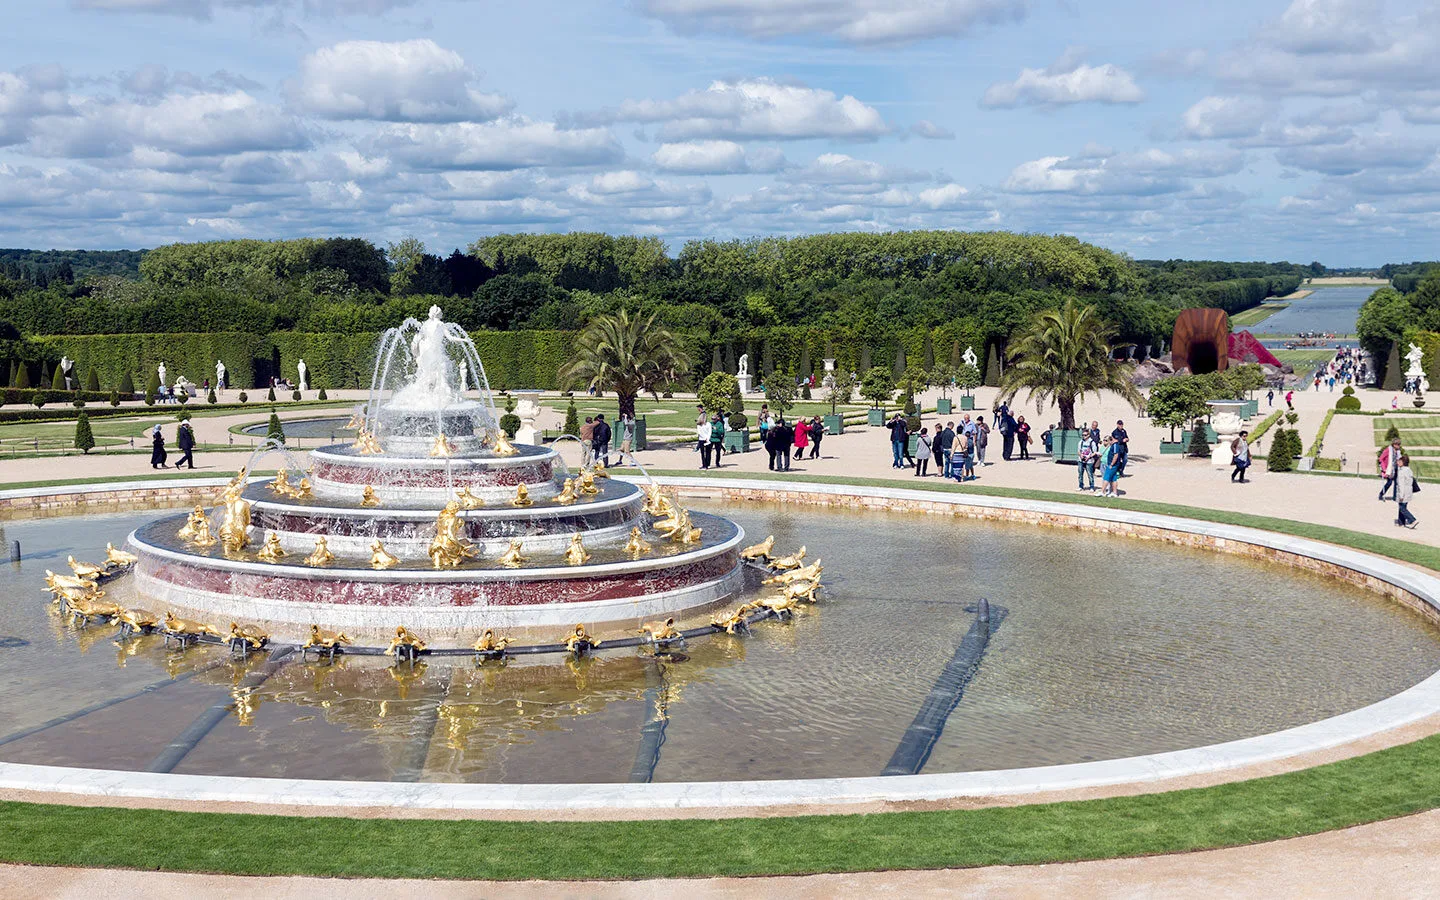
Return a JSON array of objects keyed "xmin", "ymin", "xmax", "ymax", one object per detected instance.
[
  {"xmin": 297, "ymin": 358, "xmax": 308, "ymax": 392},
  {"xmin": 513, "ymin": 390, "xmax": 542, "ymax": 444},
  {"xmin": 215, "ymin": 360, "xmax": 226, "ymax": 391},
  {"xmin": 459, "ymin": 361, "xmax": 469, "ymax": 392},
  {"xmin": 821, "ymin": 358, "xmax": 836, "ymax": 391},
  {"xmin": 962, "ymin": 346, "xmax": 978, "ymax": 369},
  {"xmin": 1405, "ymin": 343, "xmax": 1429, "ymax": 392},
  {"xmin": 1207, "ymin": 400, "xmax": 1248, "ymax": 469},
  {"xmin": 157, "ymin": 362, "xmax": 167, "ymax": 388},
  {"xmin": 736, "ymin": 352, "xmax": 753, "ymax": 395},
  {"xmin": 60, "ymin": 356, "xmax": 74, "ymax": 389}
]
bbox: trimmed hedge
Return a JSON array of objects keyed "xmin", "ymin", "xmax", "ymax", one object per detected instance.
[
  {"xmin": 0, "ymin": 398, "xmax": 340, "ymax": 424},
  {"xmin": 30, "ymin": 333, "xmax": 267, "ymax": 393},
  {"xmin": 0, "ymin": 388, "xmax": 112, "ymax": 407}
]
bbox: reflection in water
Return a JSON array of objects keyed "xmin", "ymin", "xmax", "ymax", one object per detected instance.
[{"xmin": 1, "ymin": 504, "xmax": 1440, "ymax": 783}]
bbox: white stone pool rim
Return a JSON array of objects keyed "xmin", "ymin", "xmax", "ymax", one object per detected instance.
[{"xmin": 1, "ymin": 474, "xmax": 1437, "ymax": 813}]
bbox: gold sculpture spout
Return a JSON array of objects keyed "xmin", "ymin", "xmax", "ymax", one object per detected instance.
[
  {"xmin": 218, "ymin": 479, "xmax": 252, "ymax": 552},
  {"xmin": 292, "ymin": 477, "xmax": 313, "ymax": 500},
  {"xmin": 369, "ymin": 539, "xmax": 400, "ymax": 569},
  {"xmin": 623, "ymin": 527, "xmax": 652, "ymax": 558},
  {"xmin": 491, "ymin": 432, "xmax": 519, "ymax": 456},
  {"xmin": 360, "ymin": 485, "xmax": 381, "ymax": 507},
  {"xmin": 740, "ymin": 535, "xmax": 775, "ymax": 561},
  {"xmin": 639, "ymin": 616, "xmax": 682, "ymax": 645},
  {"xmin": 710, "ymin": 607, "xmax": 749, "ymax": 634},
  {"xmin": 474, "ymin": 629, "xmax": 512, "ymax": 656},
  {"xmin": 781, "ymin": 579, "xmax": 821, "ymax": 604},
  {"xmin": 384, "ymin": 626, "xmax": 428, "ymax": 657},
  {"xmin": 511, "ymin": 484, "xmax": 533, "ymax": 507},
  {"xmin": 353, "ymin": 428, "xmax": 383, "ymax": 455},
  {"xmin": 564, "ymin": 533, "xmax": 590, "ymax": 565},
  {"xmin": 642, "ymin": 484, "xmax": 673, "ymax": 517},
  {"xmin": 303, "ymin": 624, "xmax": 351, "ymax": 653},
  {"xmin": 304, "ymin": 537, "xmax": 335, "ymax": 567},
  {"xmin": 429, "ymin": 501, "xmax": 477, "ymax": 568},
  {"xmin": 556, "ymin": 477, "xmax": 578, "ymax": 505},
  {"xmin": 562, "ymin": 624, "xmax": 600, "ymax": 655},
  {"xmin": 762, "ymin": 559, "xmax": 823, "ymax": 585},
  {"xmin": 68, "ymin": 555, "xmax": 105, "ymax": 580},
  {"xmin": 429, "ymin": 434, "xmax": 457, "ymax": 458},
  {"xmin": 578, "ymin": 470, "xmax": 600, "ymax": 495},
  {"xmin": 769, "ymin": 546, "xmax": 806, "ymax": 570},
  {"xmin": 176, "ymin": 506, "xmax": 213, "ymax": 543},
  {"xmin": 256, "ymin": 532, "xmax": 287, "ymax": 562},
  {"xmin": 755, "ymin": 592, "xmax": 803, "ymax": 617},
  {"xmin": 228, "ymin": 622, "xmax": 269, "ymax": 650},
  {"xmin": 45, "ymin": 569, "xmax": 97, "ymax": 596},
  {"xmin": 455, "ymin": 486, "xmax": 483, "ymax": 509},
  {"xmin": 163, "ymin": 611, "xmax": 223, "ymax": 640},
  {"xmin": 118, "ymin": 608, "xmax": 160, "ymax": 635},
  {"xmin": 344, "ymin": 411, "xmax": 365, "ymax": 431},
  {"xmin": 270, "ymin": 469, "xmax": 293, "ymax": 497},
  {"xmin": 498, "ymin": 539, "xmax": 528, "ymax": 568},
  {"xmin": 105, "ymin": 542, "xmax": 139, "ymax": 568},
  {"xmin": 588, "ymin": 461, "xmax": 610, "ymax": 479}
]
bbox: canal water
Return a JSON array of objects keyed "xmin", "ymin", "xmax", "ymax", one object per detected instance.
[{"xmin": 1251, "ymin": 286, "xmax": 1376, "ymax": 336}]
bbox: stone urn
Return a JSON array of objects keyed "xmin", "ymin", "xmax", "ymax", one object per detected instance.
[
  {"xmin": 513, "ymin": 389, "xmax": 543, "ymax": 444},
  {"xmin": 1206, "ymin": 400, "xmax": 1247, "ymax": 469}
]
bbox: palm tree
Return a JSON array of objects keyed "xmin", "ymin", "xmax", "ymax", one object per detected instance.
[
  {"xmin": 999, "ymin": 299, "xmax": 1142, "ymax": 431},
  {"xmin": 559, "ymin": 309, "xmax": 690, "ymax": 418}
]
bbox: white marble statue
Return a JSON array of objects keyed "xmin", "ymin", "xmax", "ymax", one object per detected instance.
[
  {"xmin": 962, "ymin": 346, "xmax": 978, "ymax": 369},
  {"xmin": 157, "ymin": 362, "xmax": 167, "ymax": 387},
  {"xmin": 459, "ymin": 361, "xmax": 469, "ymax": 392},
  {"xmin": 737, "ymin": 353, "xmax": 749, "ymax": 377},
  {"xmin": 393, "ymin": 305, "xmax": 462, "ymax": 410},
  {"xmin": 1405, "ymin": 343, "xmax": 1430, "ymax": 392},
  {"xmin": 59, "ymin": 356, "xmax": 73, "ymax": 389},
  {"xmin": 297, "ymin": 358, "xmax": 308, "ymax": 392},
  {"xmin": 216, "ymin": 360, "xmax": 226, "ymax": 390}
]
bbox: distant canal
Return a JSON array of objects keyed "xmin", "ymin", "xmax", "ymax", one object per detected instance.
[{"xmin": 1250, "ymin": 285, "xmax": 1378, "ymax": 336}]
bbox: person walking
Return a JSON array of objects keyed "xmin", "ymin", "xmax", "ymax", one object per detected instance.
[
  {"xmin": 888, "ymin": 413, "xmax": 909, "ymax": 469},
  {"xmin": 951, "ymin": 427, "xmax": 971, "ymax": 481},
  {"xmin": 1077, "ymin": 428, "xmax": 1098, "ymax": 491},
  {"xmin": 697, "ymin": 415, "xmax": 712, "ymax": 470},
  {"xmin": 1100, "ymin": 436, "xmax": 1122, "ymax": 497},
  {"xmin": 176, "ymin": 420, "xmax": 196, "ymax": 470},
  {"xmin": 1110, "ymin": 419, "xmax": 1130, "ymax": 476},
  {"xmin": 808, "ymin": 416, "xmax": 823, "ymax": 459},
  {"xmin": 999, "ymin": 408, "xmax": 1016, "ymax": 460},
  {"xmin": 1016, "ymin": 416, "xmax": 1032, "ymax": 460},
  {"xmin": 1378, "ymin": 437, "xmax": 1402, "ymax": 500},
  {"xmin": 765, "ymin": 415, "xmax": 783, "ymax": 471},
  {"xmin": 618, "ymin": 413, "xmax": 636, "ymax": 463},
  {"xmin": 914, "ymin": 427, "xmax": 932, "ymax": 476},
  {"xmin": 591, "ymin": 413, "xmax": 612, "ymax": 468},
  {"xmin": 1267, "ymin": 389, "xmax": 1275, "ymax": 407},
  {"xmin": 1397, "ymin": 455, "xmax": 1418, "ymax": 528},
  {"xmin": 974, "ymin": 415, "xmax": 989, "ymax": 466},
  {"xmin": 774, "ymin": 416, "xmax": 794, "ymax": 471},
  {"xmin": 1041, "ymin": 424, "xmax": 1054, "ymax": 455},
  {"xmin": 708, "ymin": 412, "xmax": 725, "ymax": 468},
  {"xmin": 1230, "ymin": 429, "xmax": 1251, "ymax": 483},
  {"xmin": 1285, "ymin": 390, "xmax": 1294, "ymax": 411},
  {"xmin": 931, "ymin": 421, "xmax": 946, "ymax": 473},
  {"xmin": 580, "ymin": 416, "xmax": 595, "ymax": 467},
  {"xmin": 150, "ymin": 425, "xmax": 168, "ymax": 469},
  {"xmin": 793, "ymin": 416, "xmax": 810, "ymax": 463},
  {"xmin": 938, "ymin": 421, "xmax": 955, "ymax": 475}
]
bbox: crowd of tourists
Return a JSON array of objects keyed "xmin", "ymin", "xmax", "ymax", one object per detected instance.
[{"xmin": 693, "ymin": 404, "xmax": 826, "ymax": 471}]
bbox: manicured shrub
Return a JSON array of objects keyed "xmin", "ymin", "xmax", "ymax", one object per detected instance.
[
  {"xmin": 499, "ymin": 412, "xmax": 521, "ymax": 438},
  {"xmin": 562, "ymin": 400, "xmax": 580, "ymax": 437},
  {"xmin": 1187, "ymin": 419, "xmax": 1212, "ymax": 457},
  {"xmin": 73, "ymin": 411, "xmax": 94, "ymax": 454},
  {"xmin": 109, "ymin": 391, "xmax": 120, "ymax": 407},
  {"xmin": 266, "ymin": 410, "xmax": 285, "ymax": 444},
  {"xmin": 238, "ymin": 391, "xmax": 248, "ymax": 403},
  {"xmin": 15, "ymin": 365, "xmax": 30, "ymax": 390},
  {"xmin": 144, "ymin": 371, "xmax": 159, "ymax": 406},
  {"xmin": 1385, "ymin": 424, "xmax": 1402, "ymax": 442},
  {"xmin": 1335, "ymin": 395, "xmax": 1361, "ymax": 410},
  {"xmin": 119, "ymin": 371, "xmax": 134, "ymax": 396},
  {"xmin": 1267, "ymin": 427, "xmax": 1294, "ymax": 471},
  {"xmin": 267, "ymin": 386, "xmax": 277, "ymax": 402},
  {"xmin": 72, "ymin": 398, "xmax": 85, "ymax": 408},
  {"xmin": 85, "ymin": 369, "xmax": 100, "ymax": 392},
  {"xmin": 291, "ymin": 389, "xmax": 301, "ymax": 401},
  {"xmin": 317, "ymin": 388, "xmax": 328, "ymax": 400},
  {"xmin": 207, "ymin": 389, "xmax": 217, "ymax": 404}
]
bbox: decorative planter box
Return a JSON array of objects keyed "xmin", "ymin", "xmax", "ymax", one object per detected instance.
[
  {"xmin": 867, "ymin": 408, "xmax": 886, "ymax": 427},
  {"xmin": 960, "ymin": 396, "xmax": 976, "ymax": 410},
  {"xmin": 823, "ymin": 414, "xmax": 845, "ymax": 435},
  {"xmin": 1242, "ymin": 399, "xmax": 1259, "ymax": 419},
  {"xmin": 722, "ymin": 431, "xmax": 750, "ymax": 453},
  {"xmin": 936, "ymin": 398, "xmax": 953, "ymax": 415},
  {"xmin": 1050, "ymin": 428, "xmax": 1083, "ymax": 463},
  {"xmin": 634, "ymin": 416, "xmax": 647, "ymax": 451},
  {"xmin": 907, "ymin": 434, "xmax": 920, "ymax": 456},
  {"xmin": 1159, "ymin": 441, "xmax": 1187, "ymax": 455},
  {"xmin": 1181, "ymin": 425, "xmax": 1218, "ymax": 445}
]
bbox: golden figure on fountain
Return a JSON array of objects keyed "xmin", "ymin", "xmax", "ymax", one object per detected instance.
[
  {"xmin": 218, "ymin": 478, "xmax": 252, "ymax": 552},
  {"xmin": 429, "ymin": 433, "xmax": 457, "ymax": 458},
  {"xmin": 769, "ymin": 546, "xmax": 806, "ymax": 570},
  {"xmin": 45, "ymin": 569, "xmax": 95, "ymax": 597},
  {"xmin": 360, "ymin": 485, "xmax": 381, "ymax": 507},
  {"xmin": 455, "ymin": 486, "xmax": 483, "ymax": 509},
  {"xmin": 762, "ymin": 558, "xmax": 823, "ymax": 585},
  {"xmin": 429, "ymin": 501, "xmax": 477, "ymax": 568},
  {"xmin": 474, "ymin": 629, "xmax": 512, "ymax": 656},
  {"xmin": 257, "ymin": 532, "xmax": 287, "ymax": 561},
  {"xmin": 710, "ymin": 606, "xmax": 749, "ymax": 634},
  {"xmin": 511, "ymin": 484, "xmax": 533, "ymax": 507},
  {"xmin": 229, "ymin": 622, "xmax": 269, "ymax": 651},
  {"xmin": 490, "ymin": 430, "xmax": 519, "ymax": 456},
  {"xmin": 118, "ymin": 608, "xmax": 160, "ymax": 636},
  {"xmin": 105, "ymin": 542, "xmax": 138, "ymax": 568},
  {"xmin": 498, "ymin": 539, "xmax": 528, "ymax": 568},
  {"xmin": 740, "ymin": 535, "xmax": 775, "ymax": 561},
  {"xmin": 370, "ymin": 539, "xmax": 400, "ymax": 569},
  {"xmin": 384, "ymin": 626, "xmax": 428, "ymax": 657},
  {"xmin": 176, "ymin": 505, "xmax": 210, "ymax": 542},
  {"xmin": 163, "ymin": 611, "xmax": 223, "ymax": 641},
  {"xmin": 564, "ymin": 533, "xmax": 590, "ymax": 565},
  {"xmin": 562, "ymin": 624, "xmax": 600, "ymax": 654},
  {"xmin": 68, "ymin": 555, "xmax": 105, "ymax": 580},
  {"xmin": 578, "ymin": 470, "xmax": 600, "ymax": 495},
  {"xmin": 303, "ymin": 624, "xmax": 351, "ymax": 654},
  {"xmin": 353, "ymin": 428, "xmax": 383, "ymax": 455},
  {"xmin": 292, "ymin": 477, "xmax": 313, "ymax": 500},
  {"xmin": 304, "ymin": 537, "xmax": 335, "ymax": 567},
  {"xmin": 555, "ymin": 477, "xmax": 578, "ymax": 505},
  {"xmin": 639, "ymin": 617, "xmax": 682, "ymax": 645},
  {"xmin": 344, "ymin": 411, "xmax": 365, "ymax": 430},
  {"xmin": 623, "ymin": 527, "xmax": 651, "ymax": 558},
  {"xmin": 642, "ymin": 484, "xmax": 673, "ymax": 516},
  {"xmin": 270, "ymin": 469, "xmax": 293, "ymax": 496}
]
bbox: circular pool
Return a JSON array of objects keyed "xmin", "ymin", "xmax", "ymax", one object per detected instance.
[{"xmin": 3, "ymin": 495, "xmax": 1439, "ymax": 788}]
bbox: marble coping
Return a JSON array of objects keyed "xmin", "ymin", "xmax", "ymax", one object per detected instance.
[{"xmin": 1, "ymin": 475, "xmax": 1439, "ymax": 813}]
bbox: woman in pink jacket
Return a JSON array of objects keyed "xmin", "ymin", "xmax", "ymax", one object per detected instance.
[{"xmin": 793, "ymin": 417, "xmax": 810, "ymax": 458}]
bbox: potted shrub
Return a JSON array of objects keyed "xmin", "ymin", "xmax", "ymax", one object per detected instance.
[
  {"xmin": 723, "ymin": 386, "xmax": 749, "ymax": 453},
  {"xmin": 1149, "ymin": 376, "xmax": 1208, "ymax": 454},
  {"xmin": 955, "ymin": 361, "xmax": 981, "ymax": 411},
  {"xmin": 860, "ymin": 366, "xmax": 893, "ymax": 426},
  {"xmin": 824, "ymin": 372, "xmax": 855, "ymax": 435}
]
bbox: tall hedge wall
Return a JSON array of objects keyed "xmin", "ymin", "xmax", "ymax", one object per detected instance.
[{"xmin": 30, "ymin": 332, "xmax": 269, "ymax": 392}]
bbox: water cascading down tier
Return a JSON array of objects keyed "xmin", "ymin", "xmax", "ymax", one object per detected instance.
[{"xmin": 125, "ymin": 306, "xmax": 745, "ymax": 647}]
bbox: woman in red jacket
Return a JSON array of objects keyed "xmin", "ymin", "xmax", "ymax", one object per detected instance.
[{"xmin": 793, "ymin": 417, "xmax": 810, "ymax": 460}]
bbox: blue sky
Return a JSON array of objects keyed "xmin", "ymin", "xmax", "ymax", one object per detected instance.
[{"xmin": 0, "ymin": 0, "xmax": 1436, "ymax": 265}]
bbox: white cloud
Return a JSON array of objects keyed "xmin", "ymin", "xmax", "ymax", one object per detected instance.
[
  {"xmin": 1277, "ymin": 134, "xmax": 1438, "ymax": 175},
  {"xmin": 981, "ymin": 52, "xmax": 1144, "ymax": 108},
  {"xmin": 909, "ymin": 120, "xmax": 955, "ymax": 140},
  {"xmin": 1004, "ymin": 148, "xmax": 1243, "ymax": 195},
  {"xmin": 372, "ymin": 117, "xmax": 623, "ymax": 171},
  {"xmin": 288, "ymin": 40, "xmax": 511, "ymax": 123},
  {"xmin": 638, "ymin": 0, "xmax": 1026, "ymax": 44},
  {"xmin": 592, "ymin": 78, "xmax": 890, "ymax": 141},
  {"xmin": 1275, "ymin": 0, "xmax": 1383, "ymax": 54},
  {"xmin": 0, "ymin": 68, "xmax": 75, "ymax": 146},
  {"xmin": 782, "ymin": 153, "xmax": 930, "ymax": 186},
  {"xmin": 1179, "ymin": 96, "xmax": 1271, "ymax": 139},
  {"xmin": 651, "ymin": 140, "xmax": 785, "ymax": 174},
  {"xmin": 72, "ymin": 0, "xmax": 423, "ymax": 18},
  {"xmin": 917, "ymin": 183, "xmax": 970, "ymax": 208}
]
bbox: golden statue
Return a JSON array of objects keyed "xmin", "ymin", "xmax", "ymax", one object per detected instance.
[
  {"xmin": 654, "ymin": 506, "xmax": 687, "ymax": 536},
  {"xmin": 218, "ymin": 478, "xmax": 252, "ymax": 552},
  {"xmin": 642, "ymin": 484, "xmax": 673, "ymax": 517},
  {"xmin": 176, "ymin": 506, "xmax": 209, "ymax": 542},
  {"xmin": 491, "ymin": 432, "xmax": 519, "ymax": 456},
  {"xmin": 639, "ymin": 617, "xmax": 681, "ymax": 644},
  {"xmin": 555, "ymin": 477, "xmax": 578, "ymax": 505},
  {"xmin": 118, "ymin": 608, "xmax": 159, "ymax": 636},
  {"xmin": 623, "ymin": 527, "xmax": 651, "ymax": 557},
  {"xmin": 68, "ymin": 555, "xmax": 106, "ymax": 580},
  {"xmin": 740, "ymin": 535, "xmax": 775, "ymax": 561},
  {"xmin": 679, "ymin": 523, "xmax": 703, "ymax": 544},
  {"xmin": 587, "ymin": 461, "xmax": 610, "ymax": 479},
  {"xmin": 578, "ymin": 470, "xmax": 600, "ymax": 495},
  {"xmin": 498, "ymin": 540, "xmax": 528, "ymax": 568},
  {"xmin": 562, "ymin": 624, "xmax": 600, "ymax": 654},
  {"xmin": 429, "ymin": 501, "xmax": 477, "ymax": 568},
  {"xmin": 45, "ymin": 569, "xmax": 96, "ymax": 595},
  {"xmin": 224, "ymin": 466, "xmax": 249, "ymax": 492},
  {"xmin": 353, "ymin": 428, "xmax": 383, "ymax": 455},
  {"xmin": 303, "ymin": 624, "xmax": 351, "ymax": 653},
  {"xmin": 429, "ymin": 434, "xmax": 457, "ymax": 458},
  {"xmin": 105, "ymin": 542, "xmax": 138, "ymax": 568},
  {"xmin": 304, "ymin": 537, "xmax": 335, "ymax": 567},
  {"xmin": 455, "ymin": 486, "xmax": 484, "ymax": 509},
  {"xmin": 770, "ymin": 546, "xmax": 806, "ymax": 570},
  {"xmin": 511, "ymin": 484, "xmax": 533, "ymax": 507},
  {"xmin": 370, "ymin": 539, "xmax": 400, "ymax": 569},
  {"xmin": 257, "ymin": 532, "xmax": 287, "ymax": 562},
  {"xmin": 384, "ymin": 626, "xmax": 428, "ymax": 657},
  {"xmin": 292, "ymin": 477, "xmax": 313, "ymax": 500},
  {"xmin": 270, "ymin": 469, "xmax": 293, "ymax": 496},
  {"xmin": 67, "ymin": 595, "xmax": 123, "ymax": 626},
  {"xmin": 474, "ymin": 629, "xmax": 512, "ymax": 656},
  {"xmin": 755, "ymin": 592, "xmax": 803, "ymax": 617},
  {"xmin": 360, "ymin": 485, "xmax": 381, "ymax": 508},
  {"xmin": 51, "ymin": 583, "xmax": 102, "ymax": 611},
  {"xmin": 163, "ymin": 611, "xmax": 223, "ymax": 640},
  {"xmin": 763, "ymin": 558, "xmax": 823, "ymax": 585},
  {"xmin": 187, "ymin": 515, "xmax": 218, "ymax": 548},
  {"xmin": 781, "ymin": 579, "xmax": 821, "ymax": 604},
  {"xmin": 710, "ymin": 607, "xmax": 749, "ymax": 634},
  {"xmin": 228, "ymin": 622, "xmax": 269, "ymax": 651},
  {"xmin": 564, "ymin": 533, "xmax": 590, "ymax": 565},
  {"xmin": 344, "ymin": 411, "xmax": 365, "ymax": 430}
]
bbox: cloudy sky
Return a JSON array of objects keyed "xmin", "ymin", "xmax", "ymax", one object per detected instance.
[{"xmin": 1, "ymin": 0, "xmax": 1436, "ymax": 264}]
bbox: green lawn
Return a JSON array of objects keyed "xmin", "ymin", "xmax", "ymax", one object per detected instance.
[
  {"xmin": 1230, "ymin": 303, "xmax": 1288, "ymax": 327},
  {"xmin": 1272, "ymin": 349, "xmax": 1338, "ymax": 370}
]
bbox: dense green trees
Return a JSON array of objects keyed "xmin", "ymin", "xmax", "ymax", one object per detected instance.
[
  {"xmin": 559, "ymin": 310, "xmax": 690, "ymax": 418},
  {"xmin": 999, "ymin": 300, "xmax": 1142, "ymax": 431}
]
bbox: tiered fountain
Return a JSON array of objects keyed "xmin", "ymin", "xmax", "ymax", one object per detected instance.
[{"xmin": 125, "ymin": 306, "xmax": 746, "ymax": 647}]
